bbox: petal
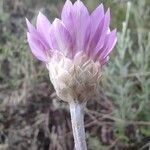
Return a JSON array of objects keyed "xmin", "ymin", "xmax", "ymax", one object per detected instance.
[
  {"xmin": 27, "ymin": 32, "xmax": 48, "ymax": 62},
  {"xmin": 95, "ymin": 9, "xmax": 111, "ymax": 51},
  {"xmin": 87, "ymin": 9, "xmax": 110, "ymax": 57},
  {"xmin": 72, "ymin": 0, "xmax": 90, "ymax": 52},
  {"xmin": 36, "ymin": 12, "xmax": 51, "ymax": 33},
  {"xmin": 87, "ymin": 17, "xmax": 105, "ymax": 56},
  {"xmin": 100, "ymin": 29, "xmax": 117, "ymax": 59},
  {"xmin": 94, "ymin": 29, "xmax": 117, "ymax": 62},
  {"xmin": 36, "ymin": 12, "xmax": 51, "ymax": 47},
  {"xmin": 61, "ymin": 0, "xmax": 73, "ymax": 20},
  {"xmin": 61, "ymin": 0, "xmax": 75, "ymax": 46},
  {"xmin": 26, "ymin": 18, "xmax": 37, "ymax": 34},
  {"xmin": 61, "ymin": 0, "xmax": 73, "ymax": 29},
  {"xmin": 49, "ymin": 19, "xmax": 73, "ymax": 56},
  {"xmin": 26, "ymin": 17, "xmax": 49, "ymax": 49},
  {"xmin": 90, "ymin": 4, "xmax": 104, "ymax": 37}
]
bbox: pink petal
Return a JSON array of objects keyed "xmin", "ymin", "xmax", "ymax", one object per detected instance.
[
  {"xmin": 36, "ymin": 12, "xmax": 51, "ymax": 47},
  {"xmin": 27, "ymin": 32, "xmax": 48, "ymax": 62},
  {"xmin": 49, "ymin": 19, "xmax": 73, "ymax": 56}
]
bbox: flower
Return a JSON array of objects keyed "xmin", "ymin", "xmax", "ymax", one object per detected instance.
[{"xmin": 26, "ymin": 0, "xmax": 117, "ymax": 103}]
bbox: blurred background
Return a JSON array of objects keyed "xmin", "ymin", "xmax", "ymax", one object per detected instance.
[{"xmin": 0, "ymin": 0, "xmax": 150, "ymax": 149}]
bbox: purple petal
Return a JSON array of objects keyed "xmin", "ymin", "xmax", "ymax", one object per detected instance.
[
  {"xmin": 90, "ymin": 4, "xmax": 104, "ymax": 37},
  {"xmin": 36, "ymin": 12, "xmax": 51, "ymax": 47},
  {"xmin": 49, "ymin": 19, "xmax": 73, "ymax": 56},
  {"xmin": 26, "ymin": 18, "xmax": 37, "ymax": 34},
  {"xmin": 94, "ymin": 29, "xmax": 117, "ymax": 62},
  {"xmin": 61, "ymin": 0, "xmax": 73, "ymax": 32},
  {"xmin": 87, "ymin": 9, "xmax": 110, "ymax": 57},
  {"xmin": 27, "ymin": 32, "xmax": 48, "ymax": 62},
  {"xmin": 26, "ymin": 17, "xmax": 50, "ymax": 50},
  {"xmin": 87, "ymin": 16, "xmax": 105, "ymax": 56},
  {"xmin": 100, "ymin": 29, "xmax": 117, "ymax": 59},
  {"xmin": 72, "ymin": 0, "xmax": 90, "ymax": 52},
  {"xmin": 95, "ymin": 9, "xmax": 111, "ymax": 52}
]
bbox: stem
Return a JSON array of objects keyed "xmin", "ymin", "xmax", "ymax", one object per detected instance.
[{"xmin": 69, "ymin": 102, "xmax": 87, "ymax": 150}]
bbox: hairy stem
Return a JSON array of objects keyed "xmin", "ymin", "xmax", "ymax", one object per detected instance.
[{"xmin": 69, "ymin": 102, "xmax": 87, "ymax": 150}]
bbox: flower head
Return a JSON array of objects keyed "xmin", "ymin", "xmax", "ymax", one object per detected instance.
[{"xmin": 26, "ymin": 0, "xmax": 117, "ymax": 103}]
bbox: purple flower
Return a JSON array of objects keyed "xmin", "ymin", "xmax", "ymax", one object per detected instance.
[
  {"xmin": 26, "ymin": 0, "xmax": 117, "ymax": 65},
  {"xmin": 26, "ymin": 2, "xmax": 117, "ymax": 148},
  {"xmin": 26, "ymin": 0, "xmax": 117, "ymax": 103}
]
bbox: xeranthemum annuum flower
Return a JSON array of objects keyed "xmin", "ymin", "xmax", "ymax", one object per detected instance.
[{"xmin": 26, "ymin": 0, "xmax": 117, "ymax": 149}]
